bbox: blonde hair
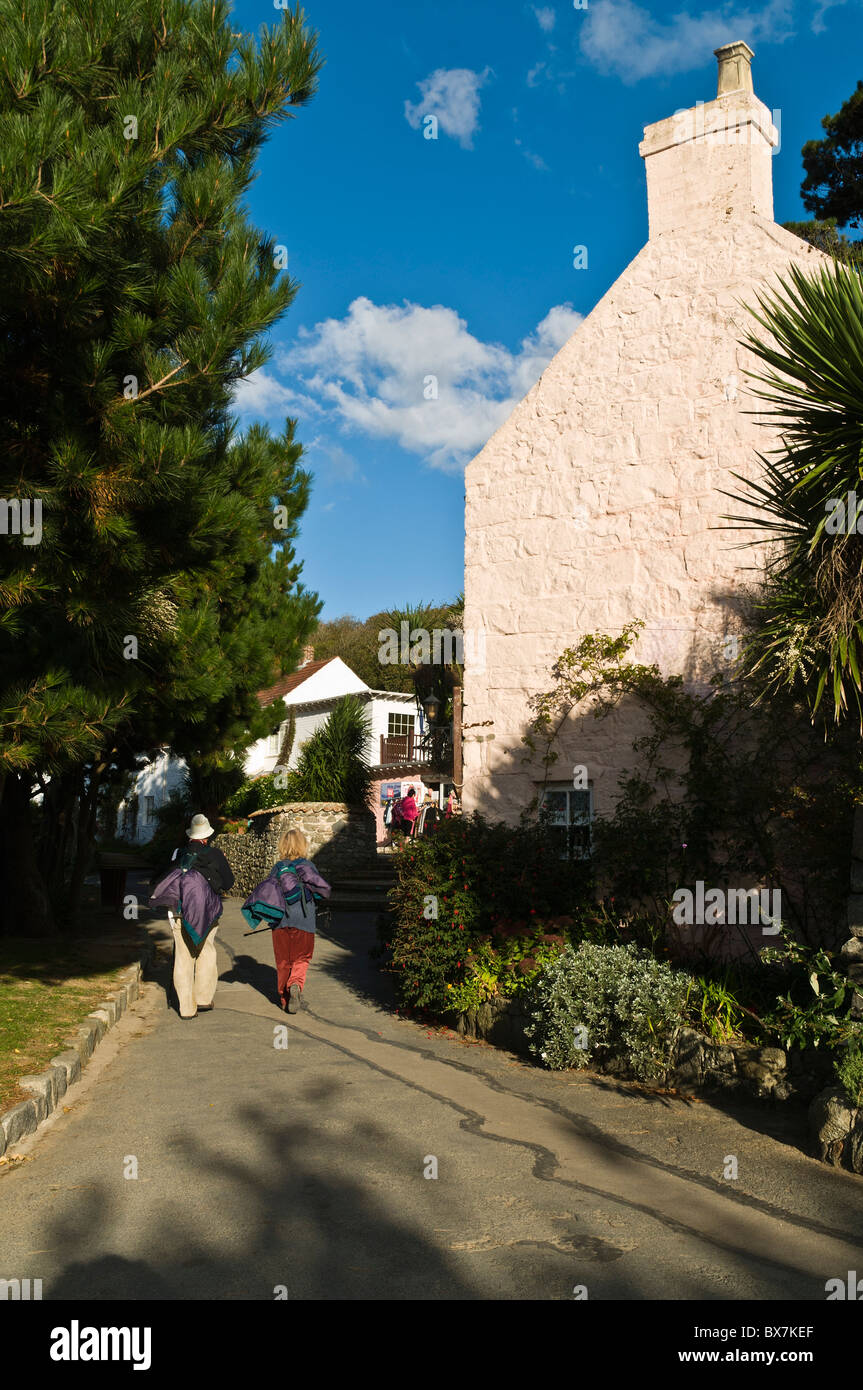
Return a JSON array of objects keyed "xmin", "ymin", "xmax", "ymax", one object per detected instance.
[{"xmin": 277, "ymin": 827, "xmax": 308, "ymax": 861}]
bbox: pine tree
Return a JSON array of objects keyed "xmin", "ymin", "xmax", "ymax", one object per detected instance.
[
  {"xmin": 0, "ymin": 0, "xmax": 324, "ymax": 932},
  {"xmin": 785, "ymin": 80, "xmax": 863, "ymax": 258},
  {"xmin": 801, "ymin": 80, "xmax": 863, "ymax": 230}
]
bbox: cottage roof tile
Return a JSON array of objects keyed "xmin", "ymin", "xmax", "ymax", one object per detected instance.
[{"xmin": 257, "ymin": 658, "xmax": 336, "ymax": 707}]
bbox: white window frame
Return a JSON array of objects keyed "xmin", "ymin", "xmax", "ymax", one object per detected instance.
[
  {"xmin": 538, "ymin": 783, "xmax": 593, "ymax": 859},
  {"xmin": 387, "ymin": 711, "xmax": 415, "ymax": 739}
]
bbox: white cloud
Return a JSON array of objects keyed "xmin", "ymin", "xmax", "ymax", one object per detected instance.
[
  {"xmin": 275, "ymin": 297, "xmax": 583, "ymax": 473},
  {"xmin": 811, "ymin": 0, "xmax": 853, "ymax": 32},
  {"xmin": 533, "ymin": 5, "xmax": 557, "ymax": 31},
  {"xmin": 527, "ymin": 60, "xmax": 547, "ymax": 87},
  {"xmin": 304, "ymin": 440, "xmax": 364, "ymax": 484},
  {"xmin": 404, "ymin": 68, "xmax": 491, "ymax": 148},
  {"xmin": 231, "ymin": 367, "xmax": 322, "ymax": 426},
  {"xmin": 232, "ymin": 367, "xmax": 293, "ymax": 416},
  {"xmin": 515, "ymin": 137, "xmax": 550, "ymax": 170},
  {"xmin": 579, "ymin": 0, "xmax": 795, "ymax": 83}
]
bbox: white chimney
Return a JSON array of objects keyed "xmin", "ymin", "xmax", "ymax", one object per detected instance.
[{"xmin": 639, "ymin": 41, "xmax": 779, "ymax": 238}]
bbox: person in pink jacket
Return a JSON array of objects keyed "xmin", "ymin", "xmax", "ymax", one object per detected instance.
[{"xmin": 399, "ymin": 787, "xmax": 420, "ymax": 837}]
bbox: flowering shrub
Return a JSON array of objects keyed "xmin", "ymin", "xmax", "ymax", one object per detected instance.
[
  {"xmin": 525, "ymin": 942, "xmax": 689, "ymax": 1079},
  {"xmin": 447, "ymin": 928, "xmax": 570, "ymax": 1011},
  {"xmin": 380, "ymin": 813, "xmax": 593, "ymax": 1013}
]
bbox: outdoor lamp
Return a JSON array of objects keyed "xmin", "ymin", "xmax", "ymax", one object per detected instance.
[{"xmin": 422, "ymin": 692, "xmax": 441, "ymax": 722}]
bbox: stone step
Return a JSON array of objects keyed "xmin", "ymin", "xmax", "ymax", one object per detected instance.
[
  {"xmin": 330, "ymin": 885, "xmax": 392, "ymax": 897},
  {"xmin": 331, "ymin": 880, "xmax": 395, "ymax": 892},
  {"xmin": 333, "ymin": 876, "xmax": 394, "ymax": 890},
  {"xmin": 336, "ymin": 864, "xmax": 397, "ymax": 878},
  {"xmin": 328, "ymin": 895, "xmax": 393, "ymax": 913}
]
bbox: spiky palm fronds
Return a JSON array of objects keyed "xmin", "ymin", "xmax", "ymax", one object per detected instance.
[
  {"xmin": 290, "ymin": 695, "xmax": 372, "ymax": 805},
  {"xmin": 725, "ymin": 261, "xmax": 863, "ymax": 727}
]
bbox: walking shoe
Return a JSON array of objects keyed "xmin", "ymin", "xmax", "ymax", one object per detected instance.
[
  {"xmin": 287, "ymin": 984, "xmax": 301, "ymax": 1014},
  {"xmin": 197, "ymin": 1003, "xmax": 214, "ymax": 1012}
]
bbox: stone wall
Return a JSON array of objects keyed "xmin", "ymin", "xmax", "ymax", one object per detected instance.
[
  {"xmin": 808, "ymin": 1089, "xmax": 863, "ymax": 1174},
  {"xmin": 213, "ymin": 802, "xmax": 376, "ymax": 898},
  {"xmin": 805, "ymin": 807, "xmax": 863, "ymax": 1173}
]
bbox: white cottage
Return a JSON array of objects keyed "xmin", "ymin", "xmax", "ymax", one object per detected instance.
[
  {"xmin": 117, "ymin": 649, "xmax": 448, "ymax": 846},
  {"xmin": 462, "ymin": 42, "xmax": 826, "ymax": 839}
]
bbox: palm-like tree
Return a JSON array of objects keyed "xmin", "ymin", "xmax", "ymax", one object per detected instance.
[
  {"xmin": 725, "ymin": 260, "xmax": 863, "ymax": 729},
  {"xmin": 291, "ymin": 695, "xmax": 373, "ymax": 805}
]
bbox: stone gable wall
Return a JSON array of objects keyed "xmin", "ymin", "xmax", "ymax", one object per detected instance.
[{"xmin": 462, "ymin": 219, "xmax": 828, "ymax": 823}]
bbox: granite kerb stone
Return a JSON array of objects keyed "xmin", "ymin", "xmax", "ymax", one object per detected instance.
[{"xmin": 0, "ymin": 1100, "xmax": 39, "ymax": 1155}]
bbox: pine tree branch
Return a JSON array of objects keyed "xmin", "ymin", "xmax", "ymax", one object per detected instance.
[{"xmin": 110, "ymin": 359, "xmax": 191, "ymax": 408}]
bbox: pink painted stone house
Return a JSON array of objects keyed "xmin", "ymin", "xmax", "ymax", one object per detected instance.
[{"xmin": 462, "ymin": 42, "xmax": 826, "ymax": 839}]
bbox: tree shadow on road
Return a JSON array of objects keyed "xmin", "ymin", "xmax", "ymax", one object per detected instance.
[{"xmin": 42, "ymin": 1101, "xmax": 486, "ymax": 1300}]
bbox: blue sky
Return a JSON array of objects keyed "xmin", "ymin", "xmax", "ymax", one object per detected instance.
[{"xmin": 228, "ymin": 0, "xmax": 863, "ymax": 623}]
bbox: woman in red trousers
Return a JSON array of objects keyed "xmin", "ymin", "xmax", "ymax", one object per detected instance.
[{"xmin": 242, "ymin": 828, "xmax": 331, "ymax": 1013}]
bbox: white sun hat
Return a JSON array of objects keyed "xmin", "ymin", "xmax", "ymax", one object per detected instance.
[{"xmin": 187, "ymin": 813, "xmax": 215, "ymax": 840}]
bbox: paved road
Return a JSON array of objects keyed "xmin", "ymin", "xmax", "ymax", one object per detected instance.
[{"xmin": 1, "ymin": 901, "xmax": 861, "ymax": 1300}]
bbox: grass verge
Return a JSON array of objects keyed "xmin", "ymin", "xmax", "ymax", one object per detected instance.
[{"xmin": 0, "ymin": 938, "xmax": 143, "ymax": 1113}]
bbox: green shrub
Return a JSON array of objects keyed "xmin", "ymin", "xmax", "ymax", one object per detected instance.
[
  {"xmin": 835, "ymin": 1034, "xmax": 863, "ymax": 1106},
  {"xmin": 759, "ymin": 933, "xmax": 857, "ymax": 1049},
  {"xmin": 381, "ymin": 813, "xmax": 593, "ymax": 1014},
  {"xmin": 448, "ymin": 929, "xmax": 571, "ymax": 1012},
  {"xmin": 684, "ymin": 970, "xmax": 760, "ymax": 1044},
  {"xmin": 525, "ymin": 942, "xmax": 689, "ymax": 1079},
  {"xmin": 222, "ymin": 772, "xmax": 289, "ymax": 818},
  {"xmin": 577, "ymin": 899, "xmax": 668, "ymax": 954}
]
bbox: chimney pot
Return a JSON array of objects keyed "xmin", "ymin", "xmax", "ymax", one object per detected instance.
[{"xmin": 714, "ymin": 40, "xmax": 755, "ymax": 97}]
